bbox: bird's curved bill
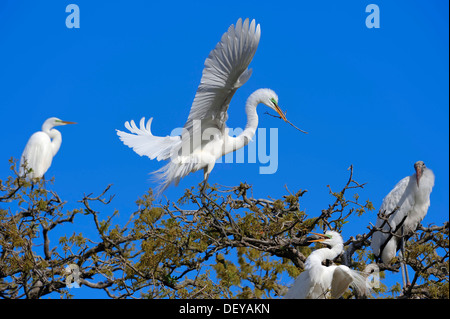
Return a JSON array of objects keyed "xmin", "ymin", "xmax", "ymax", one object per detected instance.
[
  {"xmin": 274, "ymin": 105, "xmax": 288, "ymax": 122},
  {"xmin": 415, "ymin": 166, "xmax": 422, "ymax": 187},
  {"xmin": 308, "ymin": 232, "xmax": 329, "ymax": 242}
]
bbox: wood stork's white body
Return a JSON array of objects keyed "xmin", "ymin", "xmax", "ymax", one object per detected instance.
[{"xmin": 371, "ymin": 161, "xmax": 435, "ymax": 264}]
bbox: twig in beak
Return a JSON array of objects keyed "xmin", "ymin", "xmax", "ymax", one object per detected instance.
[{"xmin": 264, "ymin": 111, "xmax": 308, "ymax": 134}]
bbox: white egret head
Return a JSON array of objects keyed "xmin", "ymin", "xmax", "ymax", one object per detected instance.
[
  {"xmin": 42, "ymin": 117, "xmax": 77, "ymax": 131},
  {"xmin": 309, "ymin": 230, "xmax": 343, "ymax": 248},
  {"xmin": 47, "ymin": 117, "xmax": 77, "ymax": 127},
  {"xmin": 259, "ymin": 89, "xmax": 287, "ymax": 122}
]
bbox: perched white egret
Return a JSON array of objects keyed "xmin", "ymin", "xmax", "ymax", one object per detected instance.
[
  {"xmin": 20, "ymin": 117, "xmax": 77, "ymax": 179},
  {"xmin": 284, "ymin": 231, "xmax": 368, "ymax": 299},
  {"xmin": 117, "ymin": 18, "xmax": 304, "ymax": 194},
  {"xmin": 371, "ymin": 161, "xmax": 435, "ymax": 287}
]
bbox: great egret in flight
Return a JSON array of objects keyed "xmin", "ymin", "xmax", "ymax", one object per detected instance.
[
  {"xmin": 371, "ymin": 161, "xmax": 435, "ymax": 288},
  {"xmin": 117, "ymin": 18, "xmax": 304, "ymax": 193},
  {"xmin": 20, "ymin": 117, "xmax": 77, "ymax": 179},
  {"xmin": 284, "ymin": 231, "xmax": 368, "ymax": 299}
]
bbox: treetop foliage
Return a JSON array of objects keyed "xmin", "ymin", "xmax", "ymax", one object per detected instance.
[{"xmin": 0, "ymin": 159, "xmax": 448, "ymax": 299}]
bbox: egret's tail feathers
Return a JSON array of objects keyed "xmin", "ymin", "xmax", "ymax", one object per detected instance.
[
  {"xmin": 349, "ymin": 270, "xmax": 371, "ymax": 298},
  {"xmin": 152, "ymin": 159, "xmax": 200, "ymax": 196},
  {"xmin": 116, "ymin": 117, "xmax": 181, "ymax": 161}
]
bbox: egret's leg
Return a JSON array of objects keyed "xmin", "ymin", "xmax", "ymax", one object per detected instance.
[
  {"xmin": 200, "ymin": 170, "xmax": 210, "ymax": 195},
  {"xmin": 30, "ymin": 176, "xmax": 41, "ymax": 191}
]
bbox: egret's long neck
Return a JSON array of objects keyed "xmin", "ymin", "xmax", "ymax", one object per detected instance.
[
  {"xmin": 306, "ymin": 243, "xmax": 343, "ymax": 268},
  {"xmin": 232, "ymin": 90, "xmax": 261, "ymax": 151},
  {"xmin": 43, "ymin": 124, "xmax": 62, "ymax": 156}
]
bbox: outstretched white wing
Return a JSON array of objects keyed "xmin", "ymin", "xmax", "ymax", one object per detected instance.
[
  {"xmin": 177, "ymin": 18, "xmax": 261, "ymax": 155},
  {"xmin": 331, "ymin": 266, "xmax": 369, "ymax": 299},
  {"xmin": 330, "ymin": 267, "xmax": 353, "ymax": 299}
]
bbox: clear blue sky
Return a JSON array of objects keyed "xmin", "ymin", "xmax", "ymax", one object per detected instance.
[{"xmin": 0, "ymin": 0, "xmax": 448, "ymax": 298}]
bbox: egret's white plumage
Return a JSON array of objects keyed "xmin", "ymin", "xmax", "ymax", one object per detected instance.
[
  {"xmin": 117, "ymin": 18, "xmax": 292, "ymax": 194},
  {"xmin": 284, "ymin": 231, "xmax": 368, "ymax": 299},
  {"xmin": 371, "ymin": 161, "xmax": 435, "ymax": 264},
  {"xmin": 20, "ymin": 117, "xmax": 76, "ymax": 179}
]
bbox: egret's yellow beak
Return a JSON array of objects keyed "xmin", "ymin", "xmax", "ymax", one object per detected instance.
[
  {"xmin": 62, "ymin": 121, "xmax": 77, "ymax": 125},
  {"xmin": 274, "ymin": 104, "xmax": 287, "ymax": 122},
  {"xmin": 308, "ymin": 232, "xmax": 329, "ymax": 243}
]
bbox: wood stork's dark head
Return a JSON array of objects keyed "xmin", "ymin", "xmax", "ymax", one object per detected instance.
[{"xmin": 414, "ymin": 161, "xmax": 426, "ymax": 187}]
